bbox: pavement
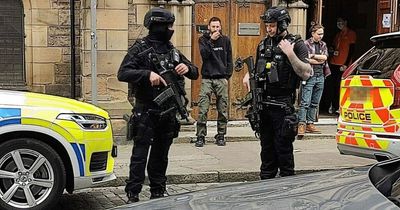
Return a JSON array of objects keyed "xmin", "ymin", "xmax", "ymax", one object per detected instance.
[{"xmin": 104, "ymin": 118, "xmax": 377, "ymax": 187}]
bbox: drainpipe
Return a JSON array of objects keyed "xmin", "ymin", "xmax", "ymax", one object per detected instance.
[
  {"xmin": 90, "ymin": 0, "xmax": 98, "ymax": 105},
  {"xmin": 392, "ymin": 0, "xmax": 398, "ymax": 31},
  {"xmin": 70, "ymin": 0, "xmax": 76, "ymax": 99}
]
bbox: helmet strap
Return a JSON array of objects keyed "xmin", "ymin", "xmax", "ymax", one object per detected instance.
[{"xmin": 278, "ymin": 20, "xmax": 288, "ymax": 34}]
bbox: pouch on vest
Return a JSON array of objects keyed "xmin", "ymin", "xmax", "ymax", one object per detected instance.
[{"xmin": 124, "ymin": 114, "xmax": 136, "ymax": 141}]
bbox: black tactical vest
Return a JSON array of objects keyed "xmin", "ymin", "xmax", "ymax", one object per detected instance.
[
  {"xmin": 130, "ymin": 38, "xmax": 186, "ymax": 101},
  {"xmin": 256, "ymin": 34, "xmax": 301, "ymax": 97}
]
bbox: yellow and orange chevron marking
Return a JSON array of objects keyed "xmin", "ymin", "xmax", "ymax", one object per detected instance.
[
  {"xmin": 336, "ymin": 130, "xmax": 391, "ymax": 151},
  {"xmin": 340, "ymin": 75, "xmax": 396, "ymax": 132},
  {"xmin": 337, "ymin": 75, "xmax": 400, "ymax": 152}
]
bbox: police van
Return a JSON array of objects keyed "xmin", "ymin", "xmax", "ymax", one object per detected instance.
[
  {"xmin": 0, "ymin": 90, "xmax": 117, "ymax": 209},
  {"xmin": 337, "ymin": 31, "xmax": 400, "ymax": 161}
]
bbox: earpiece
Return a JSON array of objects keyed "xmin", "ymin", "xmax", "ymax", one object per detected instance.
[{"xmin": 278, "ymin": 20, "xmax": 288, "ymax": 33}]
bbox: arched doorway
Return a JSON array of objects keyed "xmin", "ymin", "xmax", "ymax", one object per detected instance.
[{"xmin": 0, "ymin": 0, "xmax": 25, "ymax": 89}]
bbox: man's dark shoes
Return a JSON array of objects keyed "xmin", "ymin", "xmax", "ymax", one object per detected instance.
[
  {"xmin": 126, "ymin": 193, "xmax": 139, "ymax": 204},
  {"xmin": 150, "ymin": 191, "xmax": 165, "ymax": 199},
  {"xmin": 195, "ymin": 136, "xmax": 205, "ymax": 147},
  {"xmin": 214, "ymin": 134, "xmax": 226, "ymax": 146}
]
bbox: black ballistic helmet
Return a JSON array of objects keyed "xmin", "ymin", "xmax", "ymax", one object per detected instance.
[
  {"xmin": 143, "ymin": 7, "xmax": 175, "ymax": 29},
  {"xmin": 261, "ymin": 7, "xmax": 291, "ymax": 33}
]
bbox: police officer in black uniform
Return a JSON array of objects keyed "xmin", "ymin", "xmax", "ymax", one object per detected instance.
[
  {"xmin": 243, "ymin": 7, "xmax": 312, "ymax": 179},
  {"xmin": 118, "ymin": 7, "xmax": 198, "ymax": 203}
]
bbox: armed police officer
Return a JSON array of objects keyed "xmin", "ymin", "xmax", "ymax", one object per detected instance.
[
  {"xmin": 118, "ymin": 7, "xmax": 198, "ymax": 203},
  {"xmin": 242, "ymin": 7, "xmax": 312, "ymax": 179}
]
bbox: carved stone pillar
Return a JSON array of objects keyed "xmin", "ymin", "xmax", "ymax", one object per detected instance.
[{"xmin": 279, "ymin": 1, "xmax": 309, "ymax": 39}]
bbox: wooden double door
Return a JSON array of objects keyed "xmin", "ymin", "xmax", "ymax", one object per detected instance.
[{"xmin": 191, "ymin": 0, "xmax": 267, "ymax": 120}]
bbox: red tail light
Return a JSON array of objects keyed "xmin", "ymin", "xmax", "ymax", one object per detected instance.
[{"xmin": 390, "ymin": 65, "xmax": 400, "ymax": 109}]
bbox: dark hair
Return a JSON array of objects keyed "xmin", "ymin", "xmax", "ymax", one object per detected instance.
[
  {"xmin": 309, "ymin": 22, "xmax": 324, "ymax": 33},
  {"xmin": 208, "ymin": 17, "xmax": 221, "ymax": 25}
]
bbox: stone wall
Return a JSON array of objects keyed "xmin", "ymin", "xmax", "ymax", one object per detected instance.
[
  {"xmin": 128, "ymin": 0, "xmax": 147, "ymax": 47},
  {"xmin": 24, "ymin": 0, "xmax": 82, "ymax": 97},
  {"xmin": 23, "ymin": 0, "xmax": 193, "ymax": 106},
  {"xmin": 80, "ymin": 0, "xmax": 128, "ymax": 103},
  {"xmin": 284, "ymin": 1, "xmax": 308, "ymax": 39}
]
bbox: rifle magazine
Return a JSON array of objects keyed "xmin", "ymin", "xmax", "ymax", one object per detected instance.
[{"xmin": 153, "ymin": 87, "xmax": 175, "ymax": 106}]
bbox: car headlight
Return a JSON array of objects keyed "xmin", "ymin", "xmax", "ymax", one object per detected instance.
[{"xmin": 57, "ymin": 114, "xmax": 107, "ymax": 130}]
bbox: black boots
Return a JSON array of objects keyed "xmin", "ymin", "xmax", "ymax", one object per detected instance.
[
  {"xmin": 150, "ymin": 191, "xmax": 165, "ymax": 199},
  {"xmin": 195, "ymin": 136, "xmax": 205, "ymax": 147},
  {"xmin": 126, "ymin": 190, "xmax": 165, "ymax": 203},
  {"xmin": 195, "ymin": 135, "xmax": 226, "ymax": 147},
  {"xmin": 126, "ymin": 193, "xmax": 139, "ymax": 203},
  {"xmin": 215, "ymin": 134, "xmax": 226, "ymax": 146}
]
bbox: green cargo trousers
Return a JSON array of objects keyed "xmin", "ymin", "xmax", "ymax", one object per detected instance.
[{"xmin": 196, "ymin": 78, "xmax": 228, "ymax": 137}]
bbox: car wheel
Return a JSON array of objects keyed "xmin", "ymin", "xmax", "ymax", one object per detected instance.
[{"xmin": 0, "ymin": 138, "xmax": 66, "ymax": 210}]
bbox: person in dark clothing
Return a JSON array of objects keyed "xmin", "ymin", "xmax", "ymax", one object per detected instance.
[
  {"xmin": 321, "ymin": 17, "xmax": 356, "ymax": 115},
  {"xmin": 195, "ymin": 16, "xmax": 233, "ymax": 147},
  {"xmin": 242, "ymin": 7, "xmax": 312, "ymax": 179},
  {"xmin": 118, "ymin": 7, "xmax": 198, "ymax": 203}
]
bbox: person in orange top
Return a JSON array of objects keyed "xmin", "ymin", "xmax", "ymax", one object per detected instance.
[{"xmin": 321, "ymin": 17, "xmax": 356, "ymax": 115}]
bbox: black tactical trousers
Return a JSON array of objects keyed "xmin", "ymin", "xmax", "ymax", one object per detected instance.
[
  {"xmin": 125, "ymin": 105, "xmax": 178, "ymax": 195},
  {"xmin": 259, "ymin": 102, "xmax": 295, "ymax": 179},
  {"xmin": 125, "ymin": 135, "xmax": 173, "ymax": 195},
  {"xmin": 320, "ymin": 64, "xmax": 342, "ymax": 113}
]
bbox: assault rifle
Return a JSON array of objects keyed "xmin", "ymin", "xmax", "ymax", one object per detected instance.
[
  {"xmin": 144, "ymin": 48, "xmax": 189, "ymax": 121},
  {"xmin": 241, "ymin": 56, "xmax": 263, "ymax": 137},
  {"xmin": 241, "ymin": 56, "xmax": 288, "ymax": 138}
]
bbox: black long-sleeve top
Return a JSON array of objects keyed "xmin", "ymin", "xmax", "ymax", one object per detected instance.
[
  {"xmin": 118, "ymin": 37, "xmax": 199, "ymax": 104},
  {"xmin": 198, "ymin": 33, "xmax": 233, "ymax": 79}
]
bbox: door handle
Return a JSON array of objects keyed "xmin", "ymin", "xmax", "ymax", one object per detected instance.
[{"xmin": 234, "ymin": 57, "xmax": 244, "ymax": 72}]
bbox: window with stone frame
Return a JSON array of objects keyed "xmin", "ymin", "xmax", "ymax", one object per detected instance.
[{"xmin": 0, "ymin": 0, "xmax": 25, "ymax": 89}]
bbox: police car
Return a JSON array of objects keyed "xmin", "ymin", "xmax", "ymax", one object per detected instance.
[
  {"xmin": 337, "ymin": 31, "xmax": 400, "ymax": 161},
  {"xmin": 0, "ymin": 90, "xmax": 117, "ymax": 209}
]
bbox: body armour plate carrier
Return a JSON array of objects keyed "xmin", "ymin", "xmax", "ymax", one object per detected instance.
[{"xmin": 256, "ymin": 34, "xmax": 301, "ymax": 96}]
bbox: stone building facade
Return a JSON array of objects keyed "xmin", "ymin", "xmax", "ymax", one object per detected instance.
[
  {"xmin": 3, "ymin": 0, "xmax": 396, "ymax": 125},
  {"xmin": 1, "ymin": 0, "xmax": 309, "ymax": 141},
  {"xmin": 1, "ymin": 0, "xmax": 308, "ymax": 105},
  {"xmin": 1, "ymin": 0, "xmax": 194, "ymax": 110},
  {"xmin": 0, "ymin": 0, "xmax": 194, "ymax": 142},
  {"xmin": 3, "ymin": 0, "xmax": 84, "ymax": 96}
]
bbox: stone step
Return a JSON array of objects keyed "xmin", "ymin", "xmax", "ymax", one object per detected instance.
[
  {"xmin": 113, "ymin": 123, "xmax": 337, "ymax": 145},
  {"xmin": 179, "ymin": 118, "xmax": 337, "ymax": 132},
  {"xmin": 111, "ymin": 117, "xmax": 337, "ymax": 139},
  {"xmin": 113, "ymin": 134, "xmax": 337, "ymax": 145}
]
